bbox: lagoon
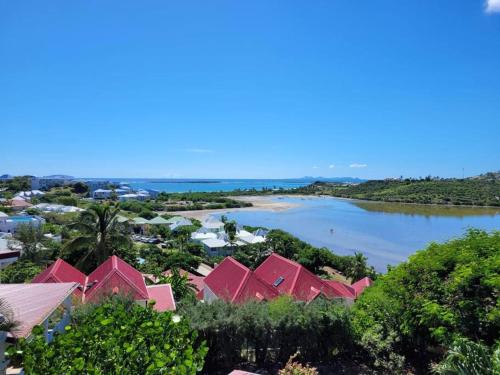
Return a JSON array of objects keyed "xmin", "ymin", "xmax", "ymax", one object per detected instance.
[{"xmin": 224, "ymin": 196, "xmax": 500, "ymax": 272}]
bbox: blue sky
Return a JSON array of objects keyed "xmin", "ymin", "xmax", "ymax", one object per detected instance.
[{"xmin": 1, "ymin": 0, "xmax": 499, "ymax": 179}]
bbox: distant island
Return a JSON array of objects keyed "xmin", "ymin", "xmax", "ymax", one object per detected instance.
[{"xmin": 284, "ymin": 171, "xmax": 500, "ymax": 207}]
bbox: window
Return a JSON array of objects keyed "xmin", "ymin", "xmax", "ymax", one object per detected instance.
[{"xmin": 273, "ymin": 276, "xmax": 284, "ymax": 287}]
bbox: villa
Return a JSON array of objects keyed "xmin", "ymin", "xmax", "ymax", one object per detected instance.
[
  {"xmin": 32, "ymin": 256, "xmax": 176, "ymax": 312},
  {"xmin": 0, "ymin": 214, "xmax": 45, "ymax": 234},
  {"xmin": 14, "ymin": 190, "xmax": 45, "ymax": 200},
  {"xmin": 33, "ymin": 203, "xmax": 84, "ymax": 213},
  {"xmin": 201, "ymin": 253, "xmax": 372, "ymax": 304},
  {"xmin": 201, "ymin": 217, "xmax": 225, "ymax": 232},
  {"xmin": 5, "ymin": 197, "xmax": 32, "ymax": 211}
]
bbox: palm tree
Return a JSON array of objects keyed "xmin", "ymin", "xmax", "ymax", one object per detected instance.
[
  {"xmin": 0, "ymin": 298, "xmax": 19, "ymax": 333},
  {"xmin": 224, "ymin": 220, "xmax": 237, "ymax": 245},
  {"xmin": 346, "ymin": 252, "xmax": 368, "ymax": 282},
  {"xmin": 64, "ymin": 204, "xmax": 131, "ymax": 272}
]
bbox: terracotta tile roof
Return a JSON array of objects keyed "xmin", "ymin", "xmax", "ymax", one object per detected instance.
[
  {"xmin": 204, "ymin": 257, "xmax": 278, "ymax": 303},
  {"xmin": 351, "ymin": 277, "xmax": 373, "ymax": 296},
  {"xmin": 0, "ymin": 283, "xmax": 78, "ymax": 338},
  {"xmin": 254, "ymin": 253, "xmax": 345, "ymax": 301},
  {"xmin": 146, "ymin": 284, "xmax": 176, "ymax": 312}
]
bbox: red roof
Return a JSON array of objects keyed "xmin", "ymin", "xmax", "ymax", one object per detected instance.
[
  {"xmin": 32, "ymin": 258, "xmax": 87, "ymax": 295},
  {"xmin": 351, "ymin": 277, "xmax": 373, "ymax": 296},
  {"xmin": 32, "ymin": 256, "xmax": 176, "ymax": 310},
  {"xmin": 146, "ymin": 284, "xmax": 176, "ymax": 312},
  {"xmin": 204, "ymin": 257, "xmax": 278, "ymax": 303},
  {"xmin": 323, "ymin": 280, "xmax": 356, "ymax": 299},
  {"xmin": 254, "ymin": 253, "xmax": 345, "ymax": 302},
  {"xmin": 85, "ymin": 255, "xmax": 149, "ymax": 302}
]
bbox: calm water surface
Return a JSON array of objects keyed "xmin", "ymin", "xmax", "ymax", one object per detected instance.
[{"xmin": 224, "ymin": 197, "xmax": 500, "ymax": 272}]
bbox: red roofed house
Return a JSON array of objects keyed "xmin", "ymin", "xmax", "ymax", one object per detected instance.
[
  {"xmin": 32, "ymin": 258, "xmax": 87, "ymax": 296},
  {"xmin": 32, "ymin": 256, "xmax": 176, "ymax": 312},
  {"xmin": 254, "ymin": 253, "xmax": 348, "ymax": 302},
  {"xmin": 202, "ymin": 253, "xmax": 372, "ymax": 304},
  {"xmin": 351, "ymin": 276, "xmax": 373, "ymax": 296},
  {"xmin": 202, "ymin": 257, "xmax": 278, "ymax": 303}
]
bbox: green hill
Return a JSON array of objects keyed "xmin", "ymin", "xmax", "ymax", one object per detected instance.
[{"xmin": 290, "ymin": 173, "xmax": 500, "ymax": 207}]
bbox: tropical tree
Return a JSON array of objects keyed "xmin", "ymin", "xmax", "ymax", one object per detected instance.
[
  {"xmin": 345, "ymin": 252, "xmax": 369, "ymax": 282},
  {"xmin": 63, "ymin": 204, "xmax": 131, "ymax": 272},
  {"xmin": 158, "ymin": 268, "xmax": 197, "ymax": 301},
  {"xmin": 224, "ymin": 220, "xmax": 237, "ymax": 245},
  {"xmin": 0, "ymin": 298, "xmax": 19, "ymax": 333},
  {"xmin": 14, "ymin": 224, "xmax": 46, "ymax": 263}
]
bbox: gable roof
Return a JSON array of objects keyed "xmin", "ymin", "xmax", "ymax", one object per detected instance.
[
  {"xmin": 254, "ymin": 253, "xmax": 344, "ymax": 301},
  {"xmin": 1, "ymin": 283, "xmax": 78, "ymax": 339},
  {"xmin": 148, "ymin": 216, "xmax": 170, "ymax": 225},
  {"xmin": 85, "ymin": 255, "xmax": 149, "ymax": 302},
  {"xmin": 146, "ymin": 284, "xmax": 176, "ymax": 312},
  {"xmin": 204, "ymin": 257, "xmax": 278, "ymax": 303},
  {"xmin": 32, "ymin": 258, "xmax": 87, "ymax": 294},
  {"xmin": 323, "ymin": 280, "xmax": 356, "ymax": 299},
  {"xmin": 351, "ymin": 277, "xmax": 373, "ymax": 296}
]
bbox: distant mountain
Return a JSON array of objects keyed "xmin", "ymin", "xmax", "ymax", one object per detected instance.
[
  {"xmin": 41, "ymin": 175, "xmax": 75, "ymax": 180},
  {"xmin": 299, "ymin": 176, "xmax": 366, "ymax": 183}
]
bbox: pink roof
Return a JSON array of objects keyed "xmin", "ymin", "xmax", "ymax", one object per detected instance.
[
  {"xmin": 351, "ymin": 277, "xmax": 373, "ymax": 296},
  {"xmin": 254, "ymin": 253, "xmax": 344, "ymax": 301},
  {"xmin": 146, "ymin": 284, "xmax": 176, "ymax": 312},
  {"xmin": 85, "ymin": 255, "xmax": 149, "ymax": 302},
  {"xmin": 8, "ymin": 199, "xmax": 32, "ymax": 208},
  {"xmin": 204, "ymin": 257, "xmax": 278, "ymax": 303},
  {"xmin": 0, "ymin": 283, "xmax": 78, "ymax": 338},
  {"xmin": 32, "ymin": 258, "xmax": 87, "ymax": 294}
]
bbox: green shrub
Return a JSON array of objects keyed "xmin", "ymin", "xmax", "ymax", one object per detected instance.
[{"xmin": 13, "ymin": 297, "xmax": 207, "ymax": 374}]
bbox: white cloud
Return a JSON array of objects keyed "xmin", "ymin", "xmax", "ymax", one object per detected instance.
[
  {"xmin": 186, "ymin": 148, "xmax": 214, "ymax": 153},
  {"xmin": 312, "ymin": 166, "xmax": 320, "ymax": 169},
  {"xmin": 349, "ymin": 163, "xmax": 367, "ymax": 168},
  {"xmin": 486, "ymin": 0, "xmax": 500, "ymax": 13},
  {"xmin": 328, "ymin": 164, "xmax": 335, "ymax": 169}
]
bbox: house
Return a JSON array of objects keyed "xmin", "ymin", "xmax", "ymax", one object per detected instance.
[
  {"xmin": 236, "ymin": 229, "xmax": 266, "ymax": 245},
  {"xmin": 351, "ymin": 277, "xmax": 373, "ymax": 296},
  {"xmin": 0, "ymin": 214, "xmax": 45, "ymax": 234},
  {"xmin": 201, "ymin": 216, "xmax": 225, "ymax": 232},
  {"xmin": 30, "ymin": 176, "xmax": 73, "ymax": 190},
  {"xmin": 6, "ymin": 197, "xmax": 32, "ymax": 211},
  {"xmin": 83, "ymin": 180, "xmax": 111, "ymax": 193},
  {"xmin": 169, "ymin": 218, "xmax": 192, "ymax": 231},
  {"xmin": 201, "ymin": 238, "xmax": 231, "ymax": 256},
  {"xmin": 14, "ymin": 190, "xmax": 45, "ymax": 200},
  {"xmin": 0, "ymin": 237, "xmax": 20, "ymax": 269},
  {"xmin": 147, "ymin": 216, "xmax": 170, "ymax": 226},
  {"xmin": 32, "ymin": 256, "xmax": 176, "ymax": 312},
  {"xmin": 33, "ymin": 203, "xmax": 84, "ymax": 213},
  {"xmin": 254, "ymin": 253, "xmax": 349, "ymax": 302},
  {"xmin": 191, "ymin": 227, "xmax": 218, "ymax": 242},
  {"xmin": 202, "ymin": 257, "xmax": 278, "ymax": 303},
  {"xmin": 118, "ymin": 193, "xmax": 149, "ymax": 202},
  {"xmin": 0, "ymin": 283, "xmax": 77, "ymax": 374},
  {"xmin": 202, "ymin": 253, "xmax": 371, "ymax": 304},
  {"xmin": 92, "ymin": 189, "xmax": 112, "ymax": 199}
]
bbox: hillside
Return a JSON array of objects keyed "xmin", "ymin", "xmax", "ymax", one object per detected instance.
[{"xmin": 289, "ymin": 175, "xmax": 500, "ymax": 206}]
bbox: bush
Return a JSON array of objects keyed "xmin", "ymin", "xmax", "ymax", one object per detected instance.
[
  {"xmin": 351, "ymin": 229, "xmax": 500, "ymax": 372},
  {"xmin": 181, "ymin": 296, "xmax": 353, "ymax": 372},
  {"xmin": 13, "ymin": 297, "xmax": 207, "ymax": 374}
]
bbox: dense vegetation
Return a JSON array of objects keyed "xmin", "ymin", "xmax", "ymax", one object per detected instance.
[
  {"xmin": 180, "ymin": 297, "xmax": 353, "ymax": 373},
  {"xmin": 288, "ymin": 176, "xmax": 500, "ymax": 206},
  {"xmin": 351, "ymin": 229, "xmax": 500, "ymax": 372},
  {"xmin": 157, "ymin": 192, "xmax": 252, "ymax": 211},
  {"xmin": 10, "ymin": 297, "xmax": 207, "ymax": 374}
]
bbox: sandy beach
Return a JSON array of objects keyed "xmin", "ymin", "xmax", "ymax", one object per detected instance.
[{"xmin": 168, "ymin": 195, "xmax": 301, "ymax": 221}]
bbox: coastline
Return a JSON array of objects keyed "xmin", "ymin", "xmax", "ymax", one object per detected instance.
[{"xmin": 168, "ymin": 195, "xmax": 301, "ymax": 220}]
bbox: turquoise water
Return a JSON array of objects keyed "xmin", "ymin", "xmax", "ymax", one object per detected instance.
[
  {"xmin": 224, "ymin": 197, "xmax": 500, "ymax": 272},
  {"xmin": 87, "ymin": 178, "xmax": 351, "ymax": 193},
  {"xmin": 9, "ymin": 216, "xmax": 35, "ymax": 222}
]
